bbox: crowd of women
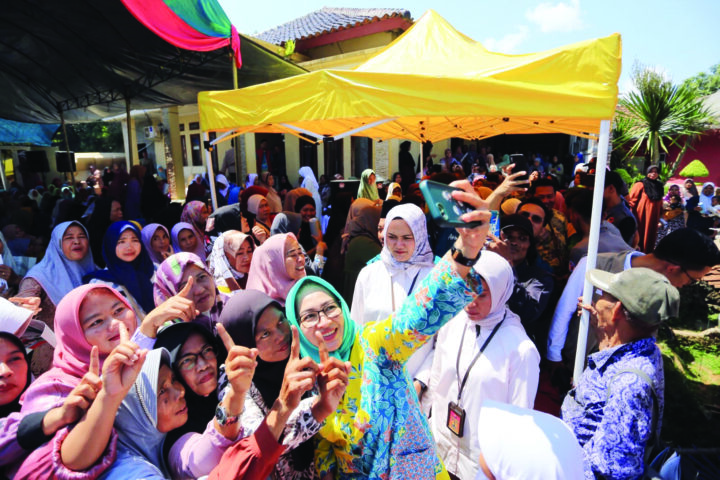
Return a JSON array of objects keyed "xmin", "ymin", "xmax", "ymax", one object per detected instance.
[{"xmin": 0, "ymin": 151, "xmax": 715, "ymax": 480}]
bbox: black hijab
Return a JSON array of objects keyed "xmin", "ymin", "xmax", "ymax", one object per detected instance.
[
  {"xmin": 0, "ymin": 332, "xmax": 31, "ymax": 418},
  {"xmin": 642, "ymin": 165, "xmax": 665, "ymax": 201},
  {"xmin": 219, "ymin": 290, "xmax": 288, "ymax": 408},
  {"xmin": 218, "ymin": 290, "xmax": 313, "ymax": 470},
  {"xmin": 155, "ymin": 322, "xmax": 225, "ymax": 459},
  {"xmin": 294, "ymin": 195, "xmax": 317, "ymax": 253}
]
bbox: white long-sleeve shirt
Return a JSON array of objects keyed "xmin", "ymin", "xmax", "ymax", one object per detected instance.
[
  {"xmin": 428, "ymin": 311, "xmax": 540, "ymax": 479},
  {"xmin": 351, "ymin": 260, "xmax": 435, "ymax": 381}
]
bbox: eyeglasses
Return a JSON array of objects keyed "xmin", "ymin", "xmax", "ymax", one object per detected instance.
[
  {"xmin": 519, "ymin": 211, "xmax": 544, "ymax": 225},
  {"xmin": 299, "ymin": 303, "xmax": 341, "ymax": 327},
  {"xmin": 177, "ymin": 345, "xmax": 217, "ymax": 371},
  {"xmin": 669, "ymin": 261, "xmax": 703, "ymax": 286},
  {"xmin": 681, "ymin": 267, "xmax": 702, "ymax": 285}
]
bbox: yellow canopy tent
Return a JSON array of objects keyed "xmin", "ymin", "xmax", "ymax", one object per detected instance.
[
  {"xmin": 198, "ymin": 11, "xmax": 620, "ymax": 383},
  {"xmin": 198, "ymin": 10, "xmax": 621, "ymax": 143}
]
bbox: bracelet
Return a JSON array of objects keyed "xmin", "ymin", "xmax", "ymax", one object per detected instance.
[{"xmin": 450, "ymin": 244, "xmax": 481, "ymax": 267}]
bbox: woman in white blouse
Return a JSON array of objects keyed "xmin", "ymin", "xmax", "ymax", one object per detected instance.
[
  {"xmin": 427, "ymin": 251, "xmax": 540, "ymax": 480},
  {"xmin": 351, "ymin": 203, "xmax": 436, "ymax": 387}
]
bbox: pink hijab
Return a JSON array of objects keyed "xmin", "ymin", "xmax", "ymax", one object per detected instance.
[
  {"xmin": 20, "ymin": 284, "xmax": 135, "ymax": 412},
  {"xmin": 52, "ymin": 284, "xmax": 136, "ymax": 381},
  {"xmin": 246, "ymin": 233, "xmax": 304, "ymax": 304}
]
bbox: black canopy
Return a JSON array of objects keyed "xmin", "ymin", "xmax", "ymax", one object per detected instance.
[{"xmin": 0, "ymin": 0, "xmax": 305, "ymax": 123}]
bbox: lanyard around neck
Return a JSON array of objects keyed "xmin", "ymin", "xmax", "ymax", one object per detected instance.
[{"xmin": 455, "ymin": 312, "xmax": 506, "ymax": 404}]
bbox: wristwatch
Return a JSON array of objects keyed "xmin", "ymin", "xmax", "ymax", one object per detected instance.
[
  {"xmin": 215, "ymin": 405, "xmax": 239, "ymax": 427},
  {"xmin": 450, "ymin": 244, "xmax": 481, "ymax": 267}
]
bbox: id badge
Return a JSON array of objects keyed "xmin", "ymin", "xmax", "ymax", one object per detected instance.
[{"xmin": 447, "ymin": 401, "xmax": 466, "ymax": 437}]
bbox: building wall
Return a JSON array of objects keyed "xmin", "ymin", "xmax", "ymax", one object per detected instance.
[{"xmin": 667, "ymin": 129, "xmax": 720, "ymax": 185}]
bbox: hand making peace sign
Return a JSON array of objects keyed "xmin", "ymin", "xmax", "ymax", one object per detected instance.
[{"xmin": 101, "ymin": 321, "xmax": 148, "ymax": 399}]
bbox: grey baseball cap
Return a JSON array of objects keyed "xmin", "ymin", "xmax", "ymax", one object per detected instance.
[{"xmin": 586, "ymin": 267, "xmax": 680, "ymax": 326}]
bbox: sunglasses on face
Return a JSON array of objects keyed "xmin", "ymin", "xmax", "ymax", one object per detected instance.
[{"xmin": 519, "ymin": 211, "xmax": 544, "ymax": 225}]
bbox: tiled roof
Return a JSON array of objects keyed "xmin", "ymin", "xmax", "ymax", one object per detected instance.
[{"xmin": 256, "ymin": 7, "xmax": 411, "ymax": 45}]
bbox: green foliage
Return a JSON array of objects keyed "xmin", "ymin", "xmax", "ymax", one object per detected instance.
[
  {"xmin": 284, "ymin": 39, "xmax": 296, "ymax": 58},
  {"xmin": 613, "ymin": 65, "xmax": 714, "ymax": 172},
  {"xmin": 681, "ymin": 63, "xmax": 720, "ymax": 97},
  {"xmin": 679, "ymin": 159, "xmax": 710, "ymax": 178},
  {"xmin": 614, "ymin": 161, "xmax": 672, "ymax": 185},
  {"xmin": 52, "ymin": 121, "xmax": 124, "ymax": 152}
]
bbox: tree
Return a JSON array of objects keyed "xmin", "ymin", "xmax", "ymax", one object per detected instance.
[
  {"xmin": 52, "ymin": 121, "xmax": 124, "ymax": 152},
  {"xmin": 613, "ymin": 65, "xmax": 715, "ymax": 177},
  {"xmin": 681, "ymin": 64, "xmax": 720, "ymax": 97}
]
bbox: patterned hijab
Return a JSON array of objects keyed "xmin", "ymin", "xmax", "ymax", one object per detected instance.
[
  {"xmin": 25, "ymin": 221, "xmax": 96, "ymax": 305},
  {"xmin": 153, "ymin": 252, "xmax": 224, "ymax": 331},
  {"xmin": 207, "ymin": 231, "xmax": 252, "ymax": 291},
  {"xmin": 357, "ymin": 169, "xmax": 379, "ymax": 201},
  {"xmin": 141, "ymin": 223, "xmax": 174, "ymax": 265},
  {"xmin": 381, "ymin": 204, "xmax": 434, "ymax": 273},
  {"xmin": 171, "ymin": 222, "xmax": 206, "ymax": 262},
  {"xmin": 285, "ymin": 276, "xmax": 358, "ymax": 363},
  {"xmin": 246, "ymin": 233, "xmax": 304, "ymax": 305},
  {"xmin": 180, "ymin": 201, "xmax": 208, "ymax": 240}
]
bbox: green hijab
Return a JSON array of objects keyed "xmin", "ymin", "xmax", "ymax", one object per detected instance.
[
  {"xmin": 357, "ymin": 169, "xmax": 379, "ymax": 201},
  {"xmin": 285, "ymin": 276, "xmax": 359, "ymax": 363}
]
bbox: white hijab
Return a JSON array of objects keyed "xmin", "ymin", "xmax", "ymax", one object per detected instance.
[
  {"xmin": 471, "ymin": 251, "xmax": 517, "ymax": 328},
  {"xmin": 474, "ymin": 400, "xmax": 584, "ymax": 480},
  {"xmin": 385, "ymin": 182, "xmax": 402, "ymax": 201},
  {"xmin": 380, "ymin": 204, "xmax": 434, "ymax": 273},
  {"xmin": 700, "ymin": 181, "xmax": 717, "ymax": 215},
  {"xmin": 298, "ymin": 166, "xmax": 322, "ymax": 220}
]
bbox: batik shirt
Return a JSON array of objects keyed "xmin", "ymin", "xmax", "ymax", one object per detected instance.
[
  {"xmin": 561, "ymin": 337, "xmax": 664, "ymax": 480},
  {"xmin": 316, "ymin": 257, "xmax": 474, "ymax": 479}
]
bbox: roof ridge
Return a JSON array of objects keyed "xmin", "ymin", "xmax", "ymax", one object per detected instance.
[{"xmin": 256, "ymin": 7, "xmax": 410, "ymax": 45}]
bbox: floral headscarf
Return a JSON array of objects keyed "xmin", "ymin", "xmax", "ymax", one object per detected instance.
[
  {"xmin": 381, "ymin": 204, "xmax": 435, "ymax": 273},
  {"xmin": 180, "ymin": 201, "xmax": 208, "ymax": 240},
  {"xmin": 154, "ymin": 252, "xmax": 225, "ymax": 331}
]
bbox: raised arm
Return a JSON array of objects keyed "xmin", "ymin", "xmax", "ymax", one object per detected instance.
[{"xmin": 366, "ymin": 181, "xmax": 490, "ymax": 362}]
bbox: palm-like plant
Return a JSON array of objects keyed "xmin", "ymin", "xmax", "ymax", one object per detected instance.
[{"xmin": 613, "ymin": 67, "xmax": 716, "ymax": 176}]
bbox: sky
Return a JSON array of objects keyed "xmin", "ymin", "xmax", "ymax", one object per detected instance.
[{"xmin": 219, "ymin": 0, "xmax": 720, "ymax": 94}]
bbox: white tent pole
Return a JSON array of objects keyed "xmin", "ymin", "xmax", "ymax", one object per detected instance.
[
  {"xmin": 210, "ymin": 128, "xmax": 240, "ymax": 146},
  {"xmin": 203, "ymin": 131, "xmax": 219, "ymax": 211},
  {"xmin": 332, "ymin": 118, "xmax": 396, "ymax": 140},
  {"xmin": 573, "ymin": 119, "xmax": 611, "ymax": 383},
  {"xmin": 279, "ymin": 123, "xmax": 324, "ymax": 141}
]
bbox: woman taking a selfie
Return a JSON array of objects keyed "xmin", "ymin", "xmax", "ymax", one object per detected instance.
[{"xmin": 285, "ymin": 181, "xmax": 489, "ymax": 479}]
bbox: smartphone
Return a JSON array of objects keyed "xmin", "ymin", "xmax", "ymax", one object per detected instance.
[
  {"xmin": 309, "ymin": 218, "xmax": 321, "ymax": 237},
  {"xmin": 509, "ymin": 154, "xmax": 530, "ymax": 186},
  {"xmin": 419, "ymin": 180, "xmax": 484, "ymax": 228},
  {"xmin": 489, "ymin": 210, "xmax": 500, "ymax": 238}
]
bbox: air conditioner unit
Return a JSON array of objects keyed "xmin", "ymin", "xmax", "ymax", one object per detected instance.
[{"xmin": 144, "ymin": 126, "xmax": 157, "ymax": 139}]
